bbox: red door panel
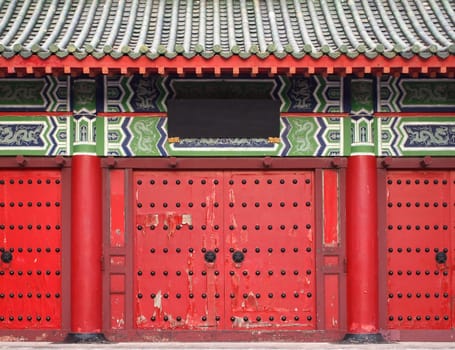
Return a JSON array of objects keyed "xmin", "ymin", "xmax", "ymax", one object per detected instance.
[
  {"xmin": 386, "ymin": 171, "xmax": 452, "ymax": 329},
  {"xmin": 224, "ymin": 172, "xmax": 316, "ymax": 329},
  {"xmin": 0, "ymin": 170, "xmax": 62, "ymax": 329},
  {"xmin": 134, "ymin": 171, "xmax": 225, "ymax": 329}
]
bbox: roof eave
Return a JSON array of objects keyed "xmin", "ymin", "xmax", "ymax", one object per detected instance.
[{"xmin": 0, "ymin": 54, "xmax": 454, "ymax": 78}]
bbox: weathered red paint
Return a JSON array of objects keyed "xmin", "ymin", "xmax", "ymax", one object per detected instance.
[
  {"xmin": 386, "ymin": 171, "xmax": 453, "ymax": 329},
  {"xmin": 133, "ymin": 170, "xmax": 315, "ymax": 330},
  {"xmin": 70, "ymin": 155, "xmax": 102, "ymax": 333},
  {"xmin": 109, "ymin": 170, "xmax": 125, "ymax": 248},
  {"xmin": 224, "ymin": 171, "xmax": 315, "ymax": 329},
  {"xmin": 324, "ymin": 274, "xmax": 340, "ymax": 330},
  {"xmin": 323, "ymin": 170, "xmax": 339, "ymax": 247},
  {"xmin": 0, "ymin": 54, "xmax": 453, "ymax": 77},
  {"xmin": 0, "ymin": 170, "xmax": 62, "ymax": 329},
  {"xmin": 346, "ymin": 155, "xmax": 379, "ymax": 334}
]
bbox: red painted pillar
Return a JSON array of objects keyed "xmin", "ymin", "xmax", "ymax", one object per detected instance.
[
  {"xmin": 65, "ymin": 155, "xmax": 106, "ymax": 342},
  {"xmin": 343, "ymin": 155, "xmax": 384, "ymax": 343}
]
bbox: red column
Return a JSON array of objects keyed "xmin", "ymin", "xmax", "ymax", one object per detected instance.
[
  {"xmin": 343, "ymin": 155, "xmax": 384, "ymax": 343},
  {"xmin": 65, "ymin": 155, "xmax": 106, "ymax": 342}
]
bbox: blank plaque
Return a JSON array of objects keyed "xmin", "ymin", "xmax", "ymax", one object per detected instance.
[{"xmin": 167, "ymin": 99, "xmax": 280, "ymax": 138}]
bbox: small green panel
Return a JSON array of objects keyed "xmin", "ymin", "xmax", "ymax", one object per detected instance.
[
  {"xmin": 286, "ymin": 118, "xmax": 319, "ymax": 156},
  {"xmin": 0, "ymin": 79, "xmax": 46, "ymax": 108},
  {"xmin": 351, "ymin": 79, "xmax": 374, "ymax": 114},
  {"xmin": 128, "ymin": 118, "xmax": 162, "ymax": 156},
  {"xmin": 73, "ymin": 80, "xmax": 97, "ymax": 113},
  {"xmin": 400, "ymin": 80, "xmax": 455, "ymax": 107}
]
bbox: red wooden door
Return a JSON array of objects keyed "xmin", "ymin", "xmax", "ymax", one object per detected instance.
[
  {"xmin": 133, "ymin": 171, "xmax": 316, "ymax": 330},
  {"xmin": 134, "ymin": 171, "xmax": 225, "ymax": 329},
  {"xmin": 386, "ymin": 171, "xmax": 454, "ymax": 329},
  {"xmin": 0, "ymin": 170, "xmax": 62, "ymax": 329},
  {"xmin": 223, "ymin": 171, "xmax": 315, "ymax": 329}
]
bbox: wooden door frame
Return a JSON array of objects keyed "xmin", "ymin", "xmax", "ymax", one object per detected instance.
[
  {"xmin": 377, "ymin": 157, "xmax": 455, "ymax": 341},
  {"xmin": 101, "ymin": 157, "xmax": 347, "ymax": 341}
]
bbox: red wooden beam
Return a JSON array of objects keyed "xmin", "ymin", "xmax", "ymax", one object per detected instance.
[{"xmin": 0, "ymin": 54, "xmax": 452, "ymax": 77}]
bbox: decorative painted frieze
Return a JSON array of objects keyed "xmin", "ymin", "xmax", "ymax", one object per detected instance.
[
  {"xmin": 380, "ymin": 76, "xmax": 455, "ymax": 112},
  {"xmin": 0, "ymin": 77, "xmax": 69, "ymax": 112},
  {"xmin": 102, "ymin": 116, "xmax": 344, "ymax": 157},
  {"xmin": 72, "ymin": 79, "xmax": 98, "ymax": 155},
  {"xmin": 0, "ymin": 75, "xmax": 452, "ymax": 157},
  {"xmin": 379, "ymin": 117, "xmax": 455, "ymax": 156},
  {"xmin": 0, "ymin": 116, "xmax": 70, "ymax": 155},
  {"xmin": 104, "ymin": 75, "xmax": 342, "ymax": 113},
  {"xmin": 105, "ymin": 76, "xmax": 167, "ymax": 112},
  {"xmin": 349, "ymin": 116, "xmax": 375, "ymax": 156}
]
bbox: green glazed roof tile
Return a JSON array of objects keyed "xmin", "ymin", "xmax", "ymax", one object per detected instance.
[
  {"xmin": 2, "ymin": 51, "xmax": 15, "ymax": 59},
  {"xmin": 400, "ymin": 51, "xmax": 415, "ymax": 59},
  {"xmin": 128, "ymin": 51, "xmax": 142, "ymax": 60},
  {"xmin": 347, "ymin": 51, "xmax": 360, "ymax": 59},
  {"xmin": 146, "ymin": 51, "xmax": 160, "ymax": 59},
  {"xmin": 328, "ymin": 51, "xmax": 341, "ymax": 59},
  {"xmin": 182, "ymin": 51, "xmax": 196, "ymax": 59},
  {"xmin": 110, "ymin": 51, "xmax": 124, "ymax": 59},
  {"xmin": 13, "ymin": 44, "xmax": 23, "ymax": 53},
  {"xmin": 37, "ymin": 51, "xmax": 52, "ymax": 59},
  {"xmin": 238, "ymin": 51, "xmax": 252, "ymax": 59},
  {"xmin": 310, "ymin": 51, "xmax": 324, "ymax": 59},
  {"xmin": 201, "ymin": 51, "xmax": 215, "ymax": 59},
  {"xmin": 74, "ymin": 52, "xmax": 88, "ymax": 60},
  {"xmin": 383, "ymin": 51, "xmax": 397, "ymax": 59},
  {"xmin": 291, "ymin": 51, "xmax": 305, "ymax": 59},
  {"xmin": 0, "ymin": 0, "xmax": 452, "ymax": 61},
  {"xmin": 256, "ymin": 52, "xmax": 270, "ymax": 59},
  {"xmin": 164, "ymin": 51, "xmax": 178, "ymax": 59},
  {"xmin": 273, "ymin": 51, "xmax": 287, "ymax": 59},
  {"xmin": 91, "ymin": 51, "xmax": 105, "ymax": 59},
  {"xmin": 419, "ymin": 51, "xmax": 434, "ymax": 59},
  {"xmin": 365, "ymin": 51, "xmax": 379, "ymax": 59},
  {"xmin": 19, "ymin": 50, "xmax": 32, "ymax": 58},
  {"xmin": 56, "ymin": 51, "xmax": 69, "ymax": 58},
  {"xmin": 220, "ymin": 51, "xmax": 233, "ymax": 59},
  {"xmin": 437, "ymin": 51, "xmax": 450, "ymax": 59}
]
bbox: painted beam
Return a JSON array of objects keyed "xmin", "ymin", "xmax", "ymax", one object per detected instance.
[{"xmin": 0, "ymin": 55, "xmax": 453, "ymax": 77}]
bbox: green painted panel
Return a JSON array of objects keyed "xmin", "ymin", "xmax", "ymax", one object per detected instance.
[
  {"xmin": 128, "ymin": 118, "xmax": 162, "ymax": 156},
  {"xmin": 286, "ymin": 118, "xmax": 319, "ymax": 156},
  {"xmin": 400, "ymin": 80, "xmax": 455, "ymax": 107},
  {"xmin": 0, "ymin": 79, "xmax": 46, "ymax": 108},
  {"xmin": 351, "ymin": 79, "xmax": 373, "ymax": 114}
]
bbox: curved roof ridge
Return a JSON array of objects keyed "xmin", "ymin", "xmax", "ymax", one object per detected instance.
[{"xmin": 0, "ymin": 0, "xmax": 453, "ymax": 60}]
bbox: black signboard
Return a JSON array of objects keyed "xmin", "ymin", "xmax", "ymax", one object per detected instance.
[{"xmin": 167, "ymin": 99, "xmax": 280, "ymax": 138}]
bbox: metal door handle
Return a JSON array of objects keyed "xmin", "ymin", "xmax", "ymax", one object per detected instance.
[
  {"xmin": 204, "ymin": 250, "xmax": 217, "ymax": 263},
  {"xmin": 232, "ymin": 251, "xmax": 245, "ymax": 263},
  {"xmin": 435, "ymin": 251, "xmax": 447, "ymax": 264},
  {"xmin": 1, "ymin": 251, "xmax": 12, "ymax": 263}
]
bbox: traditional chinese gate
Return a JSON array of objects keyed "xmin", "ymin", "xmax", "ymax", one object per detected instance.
[
  {"xmin": 385, "ymin": 170, "xmax": 455, "ymax": 330},
  {"xmin": 0, "ymin": 169, "xmax": 62, "ymax": 329},
  {"xmin": 133, "ymin": 170, "xmax": 316, "ymax": 330}
]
